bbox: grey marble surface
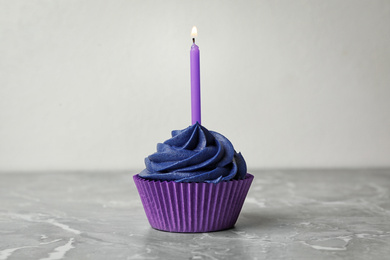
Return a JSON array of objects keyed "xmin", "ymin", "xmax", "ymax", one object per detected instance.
[{"xmin": 0, "ymin": 169, "xmax": 390, "ymax": 260}]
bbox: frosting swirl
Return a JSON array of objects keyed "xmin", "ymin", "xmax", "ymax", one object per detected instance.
[{"xmin": 139, "ymin": 123, "xmax": 247, "ymax": 183}]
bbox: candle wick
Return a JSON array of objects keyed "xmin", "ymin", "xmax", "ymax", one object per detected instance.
[{"xmin": 192, "ymin": 38, "xmax": 195, "ymax": 44}]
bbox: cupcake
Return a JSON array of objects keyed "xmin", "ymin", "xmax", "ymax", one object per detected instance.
[{"xmin": 133, "ymin": 122, "xmax": 253, "ymax": 233}]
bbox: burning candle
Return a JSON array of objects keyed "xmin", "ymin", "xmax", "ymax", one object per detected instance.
[{"xmin": 190, "ymin": 26, "xmax": 201, "ymax": 125}]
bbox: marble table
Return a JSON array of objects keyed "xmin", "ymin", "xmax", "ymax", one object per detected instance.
[{"xmin": 1, "ymin": 169, "xmax": 390, "ymax": 260}]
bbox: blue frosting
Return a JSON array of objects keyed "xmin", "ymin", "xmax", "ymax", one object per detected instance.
[{"xmin": 139, "ymin": 123, "xmax": 247, "ymax": 183}]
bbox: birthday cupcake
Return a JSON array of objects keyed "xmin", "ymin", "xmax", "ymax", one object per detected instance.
[
  {"xmin": 133, "ymin": 123, "xmax": 253, "ymax": 232},
  {"xmin": 134, "ymin": 26, "xmax": 252, "ymax": 232}
]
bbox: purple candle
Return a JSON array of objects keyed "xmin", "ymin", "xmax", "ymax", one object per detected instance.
[{"xmin": 190, "ymin": 26, "xmax": 201, "ymax": 125}]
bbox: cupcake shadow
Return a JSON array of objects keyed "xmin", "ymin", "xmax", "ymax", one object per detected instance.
[
  {"xmin": 235, "ymin": 210, "xmax": 278, "ymax": 229},
  {"xmin": 140, "ymin": 227, "xmax": 248, "ymax": 258}
]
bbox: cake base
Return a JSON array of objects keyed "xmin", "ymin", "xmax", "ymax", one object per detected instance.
[{"xmin": 133, "ymin": 174, "xmax": 254, "ymax": 233}]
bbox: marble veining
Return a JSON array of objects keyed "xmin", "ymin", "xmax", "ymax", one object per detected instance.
[
  {"xmin": 39, "ymin": 238, "xmax": 74, "ymax": 260},
  {"xmin": 0, "ymin": 246, "xmax": 36, "ymax": 260},
  {"xmin": 0, "ymin": 169, "xmax": 390, "ymax": 259}
]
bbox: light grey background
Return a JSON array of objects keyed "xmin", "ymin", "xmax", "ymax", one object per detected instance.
[{"xmin": 1, "ymin": 0, "xmax": 389, "ymax": 171}]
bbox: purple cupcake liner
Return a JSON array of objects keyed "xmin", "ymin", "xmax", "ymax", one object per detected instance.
[{"xmin": 133, "ymin": 173, "xmax": 254, "ymax": 233}]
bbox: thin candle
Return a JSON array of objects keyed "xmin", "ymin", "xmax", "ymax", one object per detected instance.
[{"xmin": 190, "ymin": 26, "xmax": 201, "ymax": 125}]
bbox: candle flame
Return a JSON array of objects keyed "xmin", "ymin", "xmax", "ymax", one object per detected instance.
[{"xmin": 191, "ymin": 26, "xmax": 198, "ymax": 38}]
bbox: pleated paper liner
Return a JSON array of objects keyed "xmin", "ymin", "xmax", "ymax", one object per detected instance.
[{"xmin": 133, "ymin": 173, "xmax": 254, "ymax": 233}]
